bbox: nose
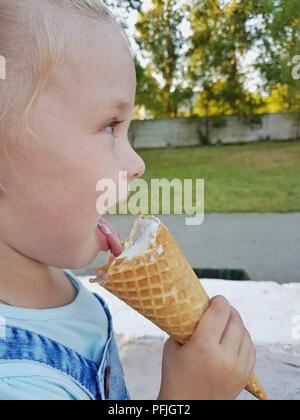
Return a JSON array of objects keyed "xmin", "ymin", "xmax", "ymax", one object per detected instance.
[{"xmin": 126, "ymin": 151, "xmax": 146, "ymax": 180}]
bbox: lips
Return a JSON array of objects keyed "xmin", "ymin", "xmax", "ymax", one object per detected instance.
[{"xmin": 97, "ymin": 216, "xmax": 124, "ymax": 257}]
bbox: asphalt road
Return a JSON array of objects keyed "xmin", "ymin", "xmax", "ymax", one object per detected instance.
[{"xmin": 74, "ymin": 213, "xmax": 300, "ymax": 284}]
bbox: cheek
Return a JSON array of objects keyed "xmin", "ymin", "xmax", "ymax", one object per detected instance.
[
  {"xmin": 8, "ymin": 168, "xmax": 101, "ymax": 268},
  {"xmin": 2, "ymin": 104, "xmax": 124, "ymax": 266},
  {"xmin": 12, "ymin": 138, "xmax": 120, "ymax": 241},
  {"xmin": 23, "ymin": 165, "xmax": 99, "ymax": 238}
]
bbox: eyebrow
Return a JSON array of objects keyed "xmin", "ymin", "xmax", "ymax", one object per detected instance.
[{"xmin": 92, "ymin": 99, "xmax": 134, "ymax": 119}]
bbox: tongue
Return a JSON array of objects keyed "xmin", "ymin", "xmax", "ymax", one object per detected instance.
[{"xmin": 97, "ymin": 217, "xmax": 124, "ymax": 257}]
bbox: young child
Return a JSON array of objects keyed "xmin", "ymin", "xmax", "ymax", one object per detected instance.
[{"xmin": 0, "ymin": 0, "xmax": 256, "ymax": 400}]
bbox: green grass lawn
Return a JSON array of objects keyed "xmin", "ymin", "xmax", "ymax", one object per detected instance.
[{"xmin": 133, "ymin": 141, "xmax": 300, "ymax": 213}]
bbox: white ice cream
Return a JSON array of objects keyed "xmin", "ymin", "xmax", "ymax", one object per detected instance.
[{"xmin": 116, "ymin": 216, "xmax": 161, "ymax": 261}]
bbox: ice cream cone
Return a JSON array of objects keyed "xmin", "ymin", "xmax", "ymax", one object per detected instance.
[{"xmin": 91, "ymin": 215, "xmax": 267, "ymax": 400}]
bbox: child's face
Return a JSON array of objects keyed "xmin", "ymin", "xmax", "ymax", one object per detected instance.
[{"xmin": 0, "ymin": 22, "xmax": 145, "ymax": 269}]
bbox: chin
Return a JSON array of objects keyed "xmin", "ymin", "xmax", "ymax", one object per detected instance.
[{"xmin": 64, "ymin": 234, "xmax": 102, "ymax": 270}]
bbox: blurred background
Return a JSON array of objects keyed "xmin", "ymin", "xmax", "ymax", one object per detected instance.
[
  {"xmin": 105, "ymin": 0, "xmax": 300, "ymax": 125},
  {"xmin": 76, "ymin": 0, "xmax": 300, "ymax": 283}
]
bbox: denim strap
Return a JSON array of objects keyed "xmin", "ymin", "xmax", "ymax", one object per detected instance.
[
  {"xmin": 0, "ymin": 292, "xmax": 130, "ymax": 400},
  {"xmin": 0, "ymin": 324, "xmax": 101, "ymax": 400}
]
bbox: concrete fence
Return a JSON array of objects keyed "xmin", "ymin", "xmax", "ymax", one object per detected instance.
[
  {"xmin": 129, "ymin": 113, "xmax": 300, "ymax": 149},
  {"xmin": 84, "ymin": 277, "xmax": 300, "ymax": 400}
]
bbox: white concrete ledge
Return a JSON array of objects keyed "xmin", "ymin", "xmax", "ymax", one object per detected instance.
[{"xmin": 82, "ymin": 277, "xmax": 300, "ymax": 400}]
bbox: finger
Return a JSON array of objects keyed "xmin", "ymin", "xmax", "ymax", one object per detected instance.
[
  {"xmin": 191, "ymin": 296, "xmax": 232, "ymax": 345},
  {"xmin": 221, "ymin": 308, "xmax": 245, "ymax": 353},
  {"xmin": 238, "ymin": 330, "xmax": 256, "ymax": 378},
  {"xmin": 163, "ymin": 337, "xmax": 181, "ymax": 355}
]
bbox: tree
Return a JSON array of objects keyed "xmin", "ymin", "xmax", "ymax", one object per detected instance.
[
  {"xmin": 134, "ymin": 58, "xmax": 164, "ymax": 117},
  {"xmin": 102, "ymin": 0, "xmax": 143, "ymax": 28},
  {"xmin": 187, "ymin": 0, "xmax": 266, "ymax": 141},
  {"xmin": 135, "ymin": 0, "xmax": 191, "ymax": 118},
  {"xmin": 256, "ymin": 0, "xmax": 300, "ymax": 136}
]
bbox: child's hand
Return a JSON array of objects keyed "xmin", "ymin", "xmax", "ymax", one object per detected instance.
[{"xmin": 158, "ymin": 296, "xmax": 256, "ymax": 400}]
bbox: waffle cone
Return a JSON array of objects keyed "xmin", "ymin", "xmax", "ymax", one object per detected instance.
[{"xmin": 92, "ymin": 215, "xmax": 267, "ymax": 400}]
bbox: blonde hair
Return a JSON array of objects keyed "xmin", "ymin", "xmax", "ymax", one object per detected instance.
[{"xmin": 0, "ymin": 0, "xmax": 128, "ymax": 151}]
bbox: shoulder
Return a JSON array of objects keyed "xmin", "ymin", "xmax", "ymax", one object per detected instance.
[{"xmin": 0, "ymin": 362, "xmax": 90, "ymax": 400}]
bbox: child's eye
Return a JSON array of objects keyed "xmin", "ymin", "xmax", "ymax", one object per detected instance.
[{"xmin": 104, "ymin": 120, "xmax": 124, "ymax": 137}]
